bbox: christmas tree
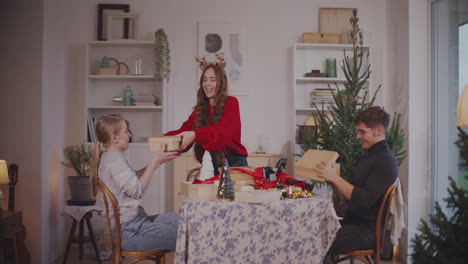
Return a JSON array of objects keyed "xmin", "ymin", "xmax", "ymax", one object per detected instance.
[
  {"xmin": 299, "ymin": 10, "xmax": 406, "ymax": 182},
  {"xmin": 411, "ymin": 129, "xmax": 468, "ymax": 263},
  {"xmin": 298, "ymin": 10, "xmax": 406, "ymax": 215}
]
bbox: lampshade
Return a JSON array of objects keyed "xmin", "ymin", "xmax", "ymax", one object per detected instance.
[
  {"xmin": 0, "ymin": 160, "xmax": 9, "ymax": 184},
  {"xmin": 457, "ymin": 84, "xmax": 468, "ymax": 127}
]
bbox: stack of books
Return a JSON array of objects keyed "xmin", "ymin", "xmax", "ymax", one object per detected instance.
[
  {"xmin": 133, "ymin": 93, "xmax": 157, "ymax": 106},
  {"xmin": 87, "ymin": 116, "xmax": 96, "ymax": 143},
  {"xmin": 311, "ymin": 88, "xmax": 336, "ymax": 106}
]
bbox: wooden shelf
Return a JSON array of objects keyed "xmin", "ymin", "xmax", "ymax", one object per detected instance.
[
  {"xmin": 88, "ymin": 105, "xmax": 163, "ymax": 110},
  {"xmin": 88, "ymin": 40, "xmax": 153, "ymax": 47},
  {"xmin": 295, "ymin": 43, "xmax": 370, "ymax": 50},
  {"xmin": 296, "ymin": 77, "xmax": 347, "ymax": 83}
]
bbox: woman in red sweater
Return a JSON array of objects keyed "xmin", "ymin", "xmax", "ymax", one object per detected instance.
[{"xmin": 165, "ymin": 59, "xmax": 248, "ymax": 175}]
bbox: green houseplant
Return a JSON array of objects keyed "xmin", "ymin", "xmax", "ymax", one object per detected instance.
[
  {"xmin": 62, "ymin": 143, "xmax": 94, "ymax": 203},
  {"xmin": 154, "ymin": 28, "xmax": 171, "ymax": 80}
]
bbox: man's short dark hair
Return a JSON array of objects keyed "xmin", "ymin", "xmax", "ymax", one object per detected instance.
[{"xmin": 353, "ymin": 106, "xmax": 390, "ymax": 130}]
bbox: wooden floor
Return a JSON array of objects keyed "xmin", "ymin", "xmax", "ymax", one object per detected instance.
[{"xmin": 55, "ymin": 248, "xmax": 399, "ymax": 264}]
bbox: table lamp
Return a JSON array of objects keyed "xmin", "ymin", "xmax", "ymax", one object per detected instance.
[
  {"xmin": 0, "ymin": 160, "xmax": 9, "ymax": 215},
  {"xmin": 8, "ymin": 164, "xmax": 18, "ymax": 211},
  {"xmin": 457, "ymin": 84, "xmax": 468, "ymax": 127}
]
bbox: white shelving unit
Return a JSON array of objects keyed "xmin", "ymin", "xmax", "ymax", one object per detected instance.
[
  {"xmin": 85, "ymin": 40, "xmax": 169, "ymax": 213},
  {"xmin": 291, "ymin": 43, "xmax": 371, "ymax": 176}
]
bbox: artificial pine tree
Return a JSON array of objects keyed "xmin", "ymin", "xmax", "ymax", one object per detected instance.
[
  {"xmin": 298, "ymin": 10, "xmax": 406, "ymax": 215},
  {"xmin": 216, "ymin": 159, "xmax": 235, "ymax": 201},
  {"xmin": 411, "ymin": 130, "xmax": 468, "ymax": 263}
]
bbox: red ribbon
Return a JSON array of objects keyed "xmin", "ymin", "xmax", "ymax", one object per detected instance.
[{"xmin": 192, "ymin": 168, "xmax": 306, "ymax": 189}]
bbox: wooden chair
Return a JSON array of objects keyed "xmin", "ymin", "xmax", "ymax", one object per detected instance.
[
  {"xmin": 97, "ymin": 179, "xmax": 169, "ymax": 264},
  {"xmin": 186, "ymin": 167, "xmax": 201, "ymax": 181},
  {"xmin": 333, "ymin": 182, "xmax": 397, "ymax": 264}
]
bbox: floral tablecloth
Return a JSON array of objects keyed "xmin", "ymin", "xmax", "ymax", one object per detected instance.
[{"xmin": 175, "ymin": 196, "xmax": 340, "ymax": 264}]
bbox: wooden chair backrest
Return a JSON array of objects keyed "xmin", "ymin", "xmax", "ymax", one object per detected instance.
[
  {"xmin": 374, "ymin": 182, "xmax": 397, "ymax": 255},
  {"xmin": 97, "ymin": 179, "xmax": 122, "ymax": 261}
]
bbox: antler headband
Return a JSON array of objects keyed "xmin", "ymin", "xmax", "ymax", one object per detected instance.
[{"xmin": 195, "ymin": 52, "xmax": 226, "ymax": 70}]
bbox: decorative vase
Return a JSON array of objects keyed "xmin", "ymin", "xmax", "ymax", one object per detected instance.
[
  {"xmin": 123, "ymin": 86, "xmax": 134, "ymax": 106},
  {"xmin": 325, "ymin": 58, "xmax": 337, "ymax": 78},
  {"xmin": 332, "ymin": 187, "xmax": 347, "ymax": 217},
  {"xmin": 216, "ymin": 159, "xmax": 235, "ymax": 201}
]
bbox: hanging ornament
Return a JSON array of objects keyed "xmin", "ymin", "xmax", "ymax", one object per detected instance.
[{"xmin": 216, "ymin": 159, "xmax": 235, "ymax": 201}]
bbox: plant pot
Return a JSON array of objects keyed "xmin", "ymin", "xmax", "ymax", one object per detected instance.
[
  {"xmin": 67, "ymin": 176, "xmax": 94, "ymax": 202},
  {"xmin": 332, "ymin": 187, "xmax": 348, "ymax": 217}
]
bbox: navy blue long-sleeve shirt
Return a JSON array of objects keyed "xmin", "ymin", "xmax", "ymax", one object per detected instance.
[{"xmin": 345, "ymin": 140, "xmax": 398, "ymax": 225}]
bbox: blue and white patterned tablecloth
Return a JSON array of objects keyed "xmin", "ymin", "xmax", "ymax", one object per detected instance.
[{"xmin": 175, "ymin": 196, "xmax": 341, "ymax": 264}]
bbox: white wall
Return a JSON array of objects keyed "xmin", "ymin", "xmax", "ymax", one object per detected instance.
[
  {"xmin": 42, "ymin": 0, "xmax": 69, "ymax": 261},
  {"xmin": 0, "ymin": 0, "xmax": 44, "ymax": 262}
]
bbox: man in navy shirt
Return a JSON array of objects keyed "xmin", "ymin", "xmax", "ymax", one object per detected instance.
[{"xmin": 315, "ymin": 106, "xmax": 398, "ymax": 263}]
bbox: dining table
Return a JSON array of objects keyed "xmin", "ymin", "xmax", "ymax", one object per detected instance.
[{"xmin": 175, "ymin": 194, "xmax": 341, "ymax": 264}]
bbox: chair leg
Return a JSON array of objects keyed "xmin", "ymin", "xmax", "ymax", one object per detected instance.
[
  {"xmin": 374, "ymin": 256, "xmax": 379, "ymax": 264},
  {"xmin": 63, "ymin": 219, "xmax": 77, "ymax": 264},
  {"xmin": 11, "ymin": 235, "xmax": 18, "ymax": 264}
]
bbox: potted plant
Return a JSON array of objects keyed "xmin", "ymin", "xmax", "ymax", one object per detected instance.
[{"xmin": 62, "ymin": 143, "xmax": 94, "ymax": 204}]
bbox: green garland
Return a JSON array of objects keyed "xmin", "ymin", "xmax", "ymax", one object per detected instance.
[
  {"xmin": 154, "ymin": 28, "xmax": 171, "ymax": 80},
  {"xmin": 298, "ymin": 10, "xmax": 406, "ymax": 217},
  {"xmin": 62, "ymin": 143, "xmax": 93, "ymax": 177}
]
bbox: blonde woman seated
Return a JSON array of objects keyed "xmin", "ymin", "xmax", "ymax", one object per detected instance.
[{"xmin": 90, "ymin": 114, "xmax": 180, "ymax": 251}]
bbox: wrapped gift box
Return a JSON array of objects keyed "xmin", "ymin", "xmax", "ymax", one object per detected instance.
[
  {"xmin": 295, "ymin": 149, "xmax": 339, "ymax": 181},
  {"xmin": 180, "ymin": 182, "xmax": 218, "ymax": 201},
  {"xmin": 234, "ymin": 189, "xmax": 282, "ymax": 203},
  {"xmin": 303, "ymin": 32, "xmax": 340, "ymax": 44},
  {"xmin": 148, "ymin": 136, "xmax": 182, "ymax": 152}
]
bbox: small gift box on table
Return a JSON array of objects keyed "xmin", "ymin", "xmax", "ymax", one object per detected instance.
[
  {"xmin": 234, "ymin": 189, "xmax": 282, "ymax": 203},
  {"xmin": 148, "ymin": 136, "xmax": 182, "ymax": 152}
]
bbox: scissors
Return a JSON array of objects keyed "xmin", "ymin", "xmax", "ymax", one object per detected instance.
[{"xmin": 8, "ymin": 164, "xmax": 18, "ymax": 186}]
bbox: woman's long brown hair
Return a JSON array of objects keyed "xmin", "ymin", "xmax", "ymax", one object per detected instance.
[
  {"xmin": 193, "ymin": 64, "xmax": 229, "ymax": 164},
  {"xmin": 90, "ymin": 114, "xmax": 125, "ymax": 197}
]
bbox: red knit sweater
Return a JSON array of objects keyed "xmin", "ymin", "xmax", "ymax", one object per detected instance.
[{"xmin": 165, "ymin": 96, "xmax": 248, "ymax": 157}]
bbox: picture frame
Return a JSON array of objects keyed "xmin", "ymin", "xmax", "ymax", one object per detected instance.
[{"xmin": 97, "ymin": 4, "xmax": 130, "ymax": 41}]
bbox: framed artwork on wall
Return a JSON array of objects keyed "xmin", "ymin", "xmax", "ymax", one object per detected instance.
[
  {"xmin": 319, "ymin": 8, "xmax": 356, "ymax": 33},
  {"xmin": 198, "ymin": 22, "xmax": 248, "ymax": 96},
  {"xmin": 97, "ymin": 4, "xmax": 130, "ymax": 41}
]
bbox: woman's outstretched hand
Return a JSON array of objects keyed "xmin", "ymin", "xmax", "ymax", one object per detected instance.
[{"xmin": 177, "ymin": 131, "xmax": 196, "ymax": 151}]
